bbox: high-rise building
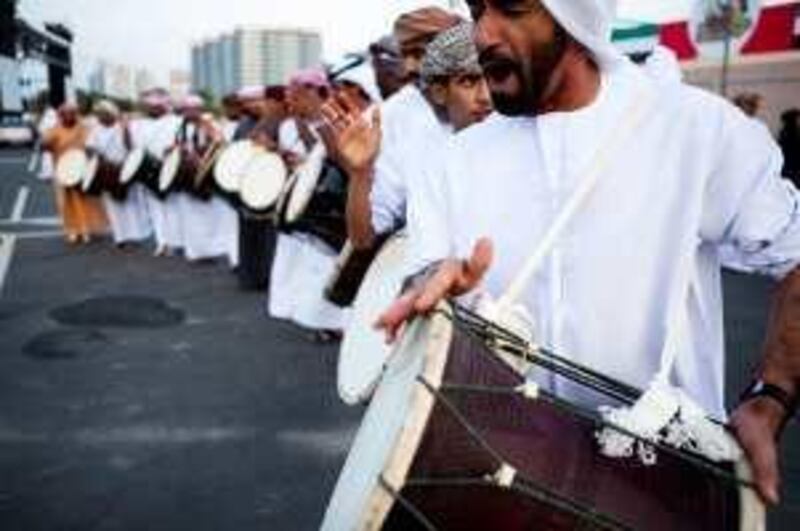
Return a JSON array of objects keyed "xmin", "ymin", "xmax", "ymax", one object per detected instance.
[
  {"xmin": 88, "ymin": 60, "xmax": 135, "ymax": 100},
  {"xmin": 169, "ymin": 69, "xmax": 191, "ymax": 99},
  {"xmin": 191, "ymin": 27, "xmax": 322, "ymax": 100}
]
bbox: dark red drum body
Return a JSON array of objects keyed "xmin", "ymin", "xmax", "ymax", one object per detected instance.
[{"xmin": 321, "ymin": 304, "xmax": 763, "ymax": 531}]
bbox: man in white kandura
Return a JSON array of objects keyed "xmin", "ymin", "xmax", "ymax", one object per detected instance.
[
  {"xmin": 173, "ymin": 95, "xmax": 239, "ymax": 266},
  {"xmin": 128, "ymin": 89, "xmax": 183, "ymax": 256},
  {"xmin": 378, "ymin": 0, "xmax": 800, "ymax": 506},
  {"xmin": 324, "ymin": 18, "xmax": 494, "ymax": 274},
  {"xmin": 86, "ymin": 100, "xmax": 152, "ymax": 247}
]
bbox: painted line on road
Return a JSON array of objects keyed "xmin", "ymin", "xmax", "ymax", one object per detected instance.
[
  {"xmin": 0, "ymin": 235, "xmax": 16, "ymax": 296},
  {"xmin": 13, "ymin": 230, "xmax": 63, "ymax": 240},
  {"xmin": 10, "ymin": 186, "xmax": 29, "ymax": 222},
  {"xmin": 0, "ymin": 158, "xmax": 29, "ymax": 165},
  {"xmin": 0, "ymin": 217, "xmax": 60, "ymax": 228}
]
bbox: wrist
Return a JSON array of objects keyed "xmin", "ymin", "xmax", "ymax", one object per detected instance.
[{"xmin": 740, "ymin": 378, "xmax": 798, "ymax": 435}]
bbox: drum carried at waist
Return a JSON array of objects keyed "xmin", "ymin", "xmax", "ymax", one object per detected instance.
[
  {"xmin": 322, "ymin": 303, "xmax": 764, "ymax": 531},
  {"xmin": 54, "ymin": 149, "xmax": 89, "ymax": 189},
  {"xmin": 276, "ymin": 142, "xmax": 348, "ymax": 252},
  {"xmin": 238, "ymin": 149, "xmax": 287, "ymax": 216},
  {"xmin": 336, "ymin": 233, "xmax": 407, "ymax": 405},
  {"xmin": 82, "ymin": 155, "xmax": 128, "ymax": 201},
  {"xmin": 120, "ymin": 147, "xmax": 163, "ymax": 193}
]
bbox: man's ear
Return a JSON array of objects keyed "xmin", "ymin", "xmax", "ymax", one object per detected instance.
[{"xmin": 428, "ymin": 82, "xmax": 449, "ymax": 108}]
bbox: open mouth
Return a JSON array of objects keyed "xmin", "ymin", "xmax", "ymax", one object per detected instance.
[{"xmin": 479, "ymin": 55, "xmax": 518, "ymax": 84}]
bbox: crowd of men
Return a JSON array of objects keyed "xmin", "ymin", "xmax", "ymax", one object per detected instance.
[{"xmin": 35, "ymin": 0, "xmax": 800, "ymax": 513}]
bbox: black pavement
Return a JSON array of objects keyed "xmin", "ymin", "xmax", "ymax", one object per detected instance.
[{"xmin": 0, "ymin": 148, "xmax": 798, "ymax": 529}]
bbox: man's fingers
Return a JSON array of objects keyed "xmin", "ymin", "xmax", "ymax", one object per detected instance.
[
  {"xmin": 457, "ymin": 238, "xmax": 493, "ymax": 293},
  {"xmin": 746, "ymin": 432, "xmax": 781, "ymax": 504},
  {"xmin": 415, "ymin": 262, "xmax": 459, "ymax": 313},
  {"xmin": 375, "ymin": 288, "xmax": 420, "ymax": 344}
]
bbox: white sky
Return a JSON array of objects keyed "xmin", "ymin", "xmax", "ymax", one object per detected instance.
[{"xmin": 18, "ymin": 0, "xmax": 701, "ymax": 85}]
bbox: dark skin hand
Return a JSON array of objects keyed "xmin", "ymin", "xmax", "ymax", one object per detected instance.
[{"xmin": 731, "ymin": 267, "xmax": 800, "ymax": 504}]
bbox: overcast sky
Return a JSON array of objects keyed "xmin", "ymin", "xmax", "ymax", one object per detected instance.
[{"xmin": 18, "ymin": 0, "xmax": 698, "ymax": 84}]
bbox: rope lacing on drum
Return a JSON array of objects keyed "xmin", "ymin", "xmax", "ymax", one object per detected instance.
[{"xmin": 409, "ymin": 375, "xmax": 633, "ymax": 531}]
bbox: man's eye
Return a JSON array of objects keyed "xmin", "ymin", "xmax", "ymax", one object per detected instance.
[{"xmin": 490, "ymin": 0, "xmax": 533, "ymax": 16}]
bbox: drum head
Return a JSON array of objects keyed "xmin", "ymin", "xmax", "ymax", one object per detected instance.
[
  {"xmin": 81, "ymin": 155, "xmax": 100, "ymax": 192},
  {"xmin": 214, "ymin": 140, "xmax": 257, "ymax": 193},
  {"xmin": 239, "ymin": 152, "xmax": 287, "ymax": 212},
  {"xmin": 55, "ymin": 149, "xmax": 88, "ymax": 188},
  {"xmin": 338, "ymin": 234, "xmax": 408, "ymax": 405},
  {"xmin": 322, "ymin": 310, "xmax": 453, "ymax": 531},
  {"xmin": 120, "ymin": 148, "xmax": 145, "ymax": 184},
  {"xmin": 284, "ymin": 142, "xmax": 326, "ymax": 224},
  {"xmin": 159, "ymin": 148, "xmax": 182, "ymax": 192}
]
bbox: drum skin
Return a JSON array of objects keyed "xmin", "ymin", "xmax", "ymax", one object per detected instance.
[
  {"xmin": 55, "ymin": 149, "xmax": 88, "ymax": 188},
  {"xmin": 239, "ymin": 151, "xmax": 286, "ymax": 214},
  {"xmin": 121, "ymin": 148, "xmax": 162, "ymax": 195},
  {"xmin": 322, "ymin": 308, "xmax": 761, "ymax": 531}
]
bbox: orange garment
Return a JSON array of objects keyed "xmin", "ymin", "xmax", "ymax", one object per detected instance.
[{"xmin": 44, "ymin": 123, "xmax": 109, "ymax": 238}]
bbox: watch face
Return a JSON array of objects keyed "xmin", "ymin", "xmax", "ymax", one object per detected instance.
[{"xmin": 690, "ymin": 0, "xmax": 761, "ymax": 58}]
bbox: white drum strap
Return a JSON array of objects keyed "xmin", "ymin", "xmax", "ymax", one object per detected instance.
[{"xmin": 489, "ymin": 90, "xmax": 653, "ymax": 327}]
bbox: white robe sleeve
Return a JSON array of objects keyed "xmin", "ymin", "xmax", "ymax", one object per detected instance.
[
  {"xmin": 370, "ymin": 130, "xmax": 407, "ymax": 235},
  {"xmin": 703, "ymin": 103, "xmax": 800, "ymax": 279}
]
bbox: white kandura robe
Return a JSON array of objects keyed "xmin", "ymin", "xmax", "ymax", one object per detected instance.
[
  {"xmin": 129, "ymin": 115, "xmax": 184, "ymax": 250},
  {"xmin": 369, "ymin": 84, "xmax": 452, "ymax": 275},
  {"xmin": 415, "ymin": 59, "xmax": 800, "ymax": 420},
  {"xmin": 86, "ymin": 123, "xmax": 152, "ymax": 244}
]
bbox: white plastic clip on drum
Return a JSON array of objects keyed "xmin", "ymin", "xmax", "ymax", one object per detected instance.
[
  {"xmin": 54, "ymin": 149, "xmax": 89, "ymax": 188},
  {"xmin": 239, "ymin": 151, "xmax": 287, "ymax": 213},
  {"xmin": 338, "ymin": 233, "xmax": 408, "ymax": 405},
  {"xmin": 214, "ymin": 140, "xmax": 258, "ymax": 194}
]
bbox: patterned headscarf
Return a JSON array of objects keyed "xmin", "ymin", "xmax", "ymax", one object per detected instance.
[{"xmin": 420, "ymin": 21, "xmax": 481, "ymax": 86}]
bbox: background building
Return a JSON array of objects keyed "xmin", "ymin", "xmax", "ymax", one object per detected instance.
[
  {"xmin": 168, "ymin": 69, "xmax": 190, "ymax": 99},
  {"xmin": 88, "ymin": 60, "xmax": 135, "ymax": 100},
  {"xmin": 191, "ymin": 27, "xmax": 322, "ymax": 100}
]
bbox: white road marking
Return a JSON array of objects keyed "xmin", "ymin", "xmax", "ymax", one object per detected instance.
[
  {"xmin": 10, "ymin": 186, "xmax": 29, "ymax": 222},
  {"xmin": 0, "ymin": 234, "xmax": 17, "ymax": 296},
  {"xmin": 0, "ymin": 158, "xmax": 29, "ymax": 165},
  {"xmin": 13, "ymin": 230, "xmax": 63, "ymax": 240}
]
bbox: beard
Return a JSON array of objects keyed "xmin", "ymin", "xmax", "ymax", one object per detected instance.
[{"xmin": 479, "ymin": 28, "xmax": 568, "ymax": 117}]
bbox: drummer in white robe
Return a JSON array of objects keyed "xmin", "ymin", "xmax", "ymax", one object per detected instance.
[
  {"xmin": 173, "ymin": 94, "xmax": 239, "ymax": 265},
  {"xmin": 128, "ymin": 88, "xmax": 183, "ymax": 256},
  {"xmin": 323, "ymin": 14, "xmax": 492, "ymax": 274},
  {"xmin": 269, "ymin": 68, "xmax": 349, "ymax": 340},
  {"xmin": 86, "ymin": 100, "xmax": 152, "ymax": 247},
  {"xmin": 378, "ymin": 0, "xmax": 800, "ymax": 506}
]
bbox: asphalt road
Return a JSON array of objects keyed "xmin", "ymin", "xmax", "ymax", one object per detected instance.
[{"xmin": 0, "ymin": 147, "xmax": 798, "ymax": 530}]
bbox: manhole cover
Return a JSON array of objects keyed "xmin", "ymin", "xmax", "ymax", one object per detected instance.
[
  {"xmin": 50, "ymin": 296, "xmax": 185, "ymax": 329},
  {"xmin": 23, "ymin": 329, "xmax": 110, "ymax": 360}
]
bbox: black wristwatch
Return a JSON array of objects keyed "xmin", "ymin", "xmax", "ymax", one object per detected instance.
[{"xmin": 740, "ymin": 379, "xmax": 798, "ymax": 430}]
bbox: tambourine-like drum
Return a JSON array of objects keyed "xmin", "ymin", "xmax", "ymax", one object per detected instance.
[
  {"xmin": 193, "ymin": 141, "xmax": 225, "ymax": 200},
  {"xmin": 54, "ymin": 149, "xmax": 88, "ymax": 188},
  {"xmin": 337, "ymin": 234, "xmax": 407, "ymax": 405},
  {"xmin": 214, "ymin": 140, "xmax": 258, "ymax": 195},
  {"xmin": 120, "ymin": 147, "xmax": 162, "ymax": 192},
  {"xmin": 239, "ymin": 151, "xmax": 287, "ymax": 215},
  {"xmin": 284, "ymin": 142, "xmax": 326, "ymax": 224},
  {"xmin": 322, "ymin": 303, "xmax": 764, "ymax": 531},
  {"xmin": 81, "ymin": 155, "xmax": 103, "ymax": 195}
]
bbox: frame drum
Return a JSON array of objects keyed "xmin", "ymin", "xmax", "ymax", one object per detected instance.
[
  {"xmin": 337, "ymin": 233, "xmax": 407, "ymax": 405},
  {"xmin": 81, "ymin": 155, "xmax": 102, "ymax": 195},
  {"xmin": 284, "ymin": 142, "xmax": 326, "ymax": 224},
  {"xmin": 54, "ymin": 149, "xmax": 88, "ymax": 188},
  {"xmin": 159, "ymin": 148, "xmax": 183, "ymax": 196},
  {"xmin": 239, "ymin": 151, "xmax": 287, "ymax": 215},
  {"xmin": 322, "ymin": 304, "xmax": 765, "ymax": 531},
  {"xmin": 214, "ymin": 140, "xmax": 258, "ymax": 194}
]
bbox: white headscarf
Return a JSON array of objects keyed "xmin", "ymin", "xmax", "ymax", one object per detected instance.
[
  {"xmin": 542, "ymin": 0, "xmax": 624, "ymax": 69},
  {"xmin": 337, "ymin": 63, "xmax": 382, "ymax": 104}
]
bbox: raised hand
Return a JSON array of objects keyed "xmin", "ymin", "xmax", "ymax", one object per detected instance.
[{"xmin": 321, "ymin": 92, "xmax": 381, "ymax": 177}]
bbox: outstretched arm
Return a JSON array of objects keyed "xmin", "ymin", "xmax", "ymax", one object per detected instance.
[{"xmin": 732, "ymin": 267, "xmax": 800, "ymax": 505}]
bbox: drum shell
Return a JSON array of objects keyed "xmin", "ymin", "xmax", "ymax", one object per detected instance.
[
  {"xmin": 94, "ymin": 158, "xmax": 128, "ymax": 201},
  {"xmin": 133, "ymin": 153, "xmax": 164, "ymax": 197},
  {"xmin": 325, "ymin": 233, "xmax": 394, "ymax": 308},
  {"xmin": 278, "ymin": 160, "xmax": 348, "ymax": 252},
  {"xmin": 378, "ymin": 313, "xmax": 745, "ymax": 531}
]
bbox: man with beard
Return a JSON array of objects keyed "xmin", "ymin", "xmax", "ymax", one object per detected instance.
[
  {"xmin": 378, "ymin": 0, "xmax": 800, "ymax": 507},
  {"xmin": 324, "ymin": 19, "xmax": 493, "ymax": 275},
  {"xmin": 86, "ymin": 100, "xmax": 152, "ymax": 248}
]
